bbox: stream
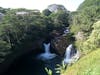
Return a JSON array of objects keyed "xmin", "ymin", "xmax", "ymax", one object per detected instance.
[{"xmin": 2, "ymin": 42, "xmax": 79, "ymax": 75}]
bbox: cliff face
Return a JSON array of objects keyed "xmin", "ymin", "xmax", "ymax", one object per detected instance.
[
  {"xmin": 51, "ymin": 36, "xmax": 69, "ymax": 56},
  {"xmin": 51, "ymin": 33, "xmax": 75, "ymax": 56},
  {"xmin": 47, "ymin": 4, "xmax": 67, "ymax": 13}
]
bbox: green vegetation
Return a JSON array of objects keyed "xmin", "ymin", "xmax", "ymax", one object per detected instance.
[
  {"xmin": 0, "ymin": 0, "xmax": 100, "ymax": 74},
  {"xmin": 55, "ymin": 61, "xmax": 67, "ymax": 74},
  {"xmin": 0, "ymin": 6, "xmax": 71, "ymax": 63},
  {"xmin": 0, "ymin": 7, "xmax": 10, "ymax": 14},
  {"xmin": 78, "ymin": 0, "xmax": 100, "ymax": 10},
  {"xmin": 0, "ymin": 9, "xmax": 48, "ymax": 63},
  {"xmin": 62, "ymin": 49, "xmax": 100, "ymax": 75},
  {"xmin": 45, "ymin": 68, "xmax": 53, "ymax": 75},
  {"xmin": 82, "ymin": 21, "xmax": 100, "ymax": 53},
  {"xmin": 70, "ymin": 6, "xmax": 100, "ymax": 35},
  {"xmin": 70, "ymin": 0, "xmax": 100, "ymax": 53},
  {"xmin": 62, "ymin": 0, "xmax": 100, "ymax": 75},
  {"xmin": 74, "ymin": 21, "xmax": 100, "ymax": 54}
]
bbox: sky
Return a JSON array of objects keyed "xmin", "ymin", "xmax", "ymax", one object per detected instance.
[{"xmin": 0, "ymin": 0, "xmax": 84, "ymax": 11}]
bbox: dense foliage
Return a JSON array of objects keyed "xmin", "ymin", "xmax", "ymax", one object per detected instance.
[
  {"xmin": 82, "ymin": 21, "xmax": 100, "ymax": 53},
  {"xmin": 0, "ymin": 6, "xmax": 71, "ymax": 63},
  {"xmin": 63, "ymin": 0, "xmax": 100, "ymax": 74},
  {"xmin": 71, "ymin": 6, "xmax": 100, "ymax": 34},
  {"xmin": 63, "ymin": 49, "xmax": 100, "ymax": 75},
  {"xmin": 0, "ymin": 7, "xmax": 10, "ymax": 14},
  {"xmin": 78, "ymin": 0, "xmax": 100, "ymax": 10},
  {"xmin": 0, "ymin": 9, "xmax": 47, "ymax": 62},
  {"xmin": 70, "ymin": 0, "xmax": 100, "ymax": 53},
  {"xmin": 0, "ymin": 1, "xmax": 100, "ymax": 74},
  {"xmin": 50, "ymin": 10, "xmax": 70, "ymax": 28}
]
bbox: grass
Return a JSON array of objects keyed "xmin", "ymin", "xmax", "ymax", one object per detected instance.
[{"xmin": 62, "ymin": 49, "xmax": 100, "ymax": 75}]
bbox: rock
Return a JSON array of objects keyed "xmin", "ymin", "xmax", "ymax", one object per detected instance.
[
  {"xmin": 75, "ymin": 31, "xmax": 85, "ymax": 40},
  {"xmin": 47, "ymin": 4, "xmax": 67, "ymax": 13},
  {"xmin": 51, "ymin": 36, "xmax": 71, "ymax": 56}
]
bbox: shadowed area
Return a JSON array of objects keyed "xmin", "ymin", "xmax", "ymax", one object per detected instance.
[
  {"xmin": 2, "ymin": 51, "xmax": 47, "ymax": 75},
  {"xmin": 2, "ymin": 50, "xmax": 62, "ymax": 75}
]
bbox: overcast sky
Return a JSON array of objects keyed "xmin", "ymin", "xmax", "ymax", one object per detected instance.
[{"xmin": 0, "ymin": 0, "xmax": 84, "ymax": 11}]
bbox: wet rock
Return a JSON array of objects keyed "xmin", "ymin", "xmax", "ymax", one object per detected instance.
[{"xmin": 51, "ymin": 36, "xmax": 71, "ymax": 56}]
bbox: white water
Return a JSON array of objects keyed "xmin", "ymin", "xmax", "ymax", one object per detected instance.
[
  {"xmin": 65, "ymin": 44, "xmax": 72, "ymax": 59},
  {"xmin": 63, "ymin": 44, "xmax": 73, "ymax": 64},
  {"xmin": 43, "ymin": 43, "xmax": 50, "ymax": 53},
  {"xmin": 63, "ymin": 44, "xmax": 80, "ymax": 64},
  {"xmin": 37, "ymin": 43, "xmax": 57, "ymax": 61},
  {"xmin": 64, "ymin": 29, "xmax": 69, "ymax": 34}
]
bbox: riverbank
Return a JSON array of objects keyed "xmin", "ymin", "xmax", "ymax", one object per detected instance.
[{"xmin": 62, "ymin": 49, "xmax": 100, "ymax": 75}]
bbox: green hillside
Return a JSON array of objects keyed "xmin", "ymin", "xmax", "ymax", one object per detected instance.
[
  {"xmin": 62, "ymin": 0, "xmax": 100, "ymax": 75},
  {"xmin": 62, "ymin": 49, "xmax": 100, "ymax": 75},
  {"xmin": 78, "ymin": 0, "xmax": 100, "ymax": 10}
]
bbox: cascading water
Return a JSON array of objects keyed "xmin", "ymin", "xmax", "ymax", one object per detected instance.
[
  {"xmin": 65, "ymin": 44, "xmax": 72, "ymax": 59},
  {"xmin": 37, "ymin": 43, "xmax": 57, "ymax": 61},
  {"xmin": 43, "ymin": 43, "xmax": 50, "ymax": 53},
  {"xmin": 63, "ymin": 44, "xmax": 80, "ymax": 64},
  {"xmin": 64, "ymin": 28, "xmax": 69, "ymax": 34},
  {"xmin": 63, "ymin": 44, "xmax": 73, "ymax": 64}
]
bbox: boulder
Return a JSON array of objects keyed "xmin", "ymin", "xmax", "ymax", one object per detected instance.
[{"xmin": 51, "ymin": 35, "xmax": 72, "ymax": 56}]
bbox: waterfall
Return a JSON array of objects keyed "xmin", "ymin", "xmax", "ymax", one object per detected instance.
[
  {"xmin": 37, "ymin": 43, "xmax": 57, "ymax": 61},
  {"xmin": 65, "ymin": 44, "xmax": 72, "ymax": 59},
  {"xmin": 63, "ymin": 44, "xmax": 80, "ymax": 64},
  {"xmin": 63, "ymin": 44, "xmax": 73, "ymax": 64},
  {"xmin": 43, "ymin": 43, "xmax": 50, "ymax": 53}
]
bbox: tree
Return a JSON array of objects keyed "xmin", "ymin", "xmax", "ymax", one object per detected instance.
[
  {"xmin": 49, "ymin": 10, "xmax": 70, "ymax": 31},
  {"xmin": 42, "ymin": 9, "xmax": 51, "ymax": 16},
  {"xmin": 0, "ymin": 7, "xmax": 10, "ymax": 14},
  {"xmin": 70, "ymin": 0, "xmax": 100, "ymax": 54},
  {"xmin": 82, "ymin": 21, "xmax": 100, "ymax": 52},
  {"xmin": 78, "ymin": 0, "xmax": 100, "ymax": 10},
  {"xmin": 70, "ymin": 5, "xmax": 100, "ymax": 36},
  {"xmin": 0, "ymin": 8, "xmax": 48, "ymax": 54}
]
